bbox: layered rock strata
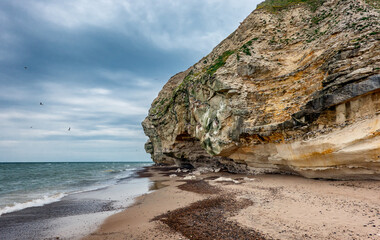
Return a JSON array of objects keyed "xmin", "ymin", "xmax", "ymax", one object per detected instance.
[{"xmin": 142, "ymin": 0, "xmax": 380, "ymax": 179}]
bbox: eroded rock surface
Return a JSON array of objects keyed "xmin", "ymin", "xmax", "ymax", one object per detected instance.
[{"xmin": 143, "ymin": 0, "xmax": 380, "ymax": 179}]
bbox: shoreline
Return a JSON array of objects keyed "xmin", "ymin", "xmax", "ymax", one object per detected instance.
[
  {"xmin": 0, "ymin": 168, "xmax": 152, "ymax": 240},
  {"xmin": 86, "ymin": 166, "xmax": 380, "ymax": 240}
]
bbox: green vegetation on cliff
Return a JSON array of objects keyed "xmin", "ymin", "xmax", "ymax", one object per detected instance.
[
  {"xmin": 150, "ymin": 48, "xmax": 237, "ymax": 119},
  {"xmin": 365, "ymin": 0, "xmax": 380, "ymax": 9},
  {"xmin": 206, "ymin": 50, "xmax": 235, "ymax": 75},
  {"xmin": 257, "ymin": 0, "xmax": 325, "ymax": 12}
]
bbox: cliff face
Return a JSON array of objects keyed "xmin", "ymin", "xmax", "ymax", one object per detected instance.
[{"xmin": 142, "ymin": 0, "xmax": 380, "ymax": 179}]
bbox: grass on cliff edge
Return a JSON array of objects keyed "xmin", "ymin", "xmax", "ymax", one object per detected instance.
[
  {"xmin": 257, "ymin": 0, "xmax": 325, "ymax": 12},
  {"xmin": 365, "ymin": 0, "xmax": 380, "ymax": 9}
]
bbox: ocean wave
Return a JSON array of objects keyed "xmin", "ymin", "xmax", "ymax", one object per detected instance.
[
  {"xmin": 105, "ymin": 168, "xmax": 136, "ymax": 174},
  {"xmin": 0, "ymin": 193, "xmax": 66, "ymax": 216},
  {"xmin": 70, "ymin": 184, "xmax": 111, "ymax": 195},
  {"xmin": 103, "ymin": 168, "xmax": 135, "ymax": 182},
  {"xmin": 0, "ymin": 164, "xmax": 147, "ymax": 216}
]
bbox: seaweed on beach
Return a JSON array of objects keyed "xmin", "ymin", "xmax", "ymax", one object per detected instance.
[
  {"xmin": 177, "ymin": 180, "xmax": 220, "ymax": 195},
  {"xmin": 136, "ymin": 167, "xmax": 153, "ymax": 178},
  {"xmin": 152, "ymin": 196, "xmax": 267, "ymax": 240},
  {"xmin": 150, "ymin": 166, "xmax": 179, "ymax": 172}
]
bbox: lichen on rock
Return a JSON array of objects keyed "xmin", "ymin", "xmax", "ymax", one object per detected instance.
[{"xmin": 142, "ymin": 0, "xmax": 380, "ymax": 179}]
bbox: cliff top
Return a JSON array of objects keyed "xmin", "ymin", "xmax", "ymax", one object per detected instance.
[
  {"xmin": 257, "ymin": 0, "xmax": 379, "ymax": 12},
  {"xmin": 257, "ymin": 0, "xmax": 326, "ymax": 12}
]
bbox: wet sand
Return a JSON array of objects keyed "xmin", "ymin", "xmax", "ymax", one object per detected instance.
[
  {"xmin": 0, "ymin": 198, "xmax": 114, "ymax": 240},
  {"xmin": 85, "ymin": 166, "xmax": 380, "ymax": 240}
]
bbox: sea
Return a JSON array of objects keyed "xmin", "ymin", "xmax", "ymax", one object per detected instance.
[{"xmin": 0, "ymin": 162, "xmax": 153, "ymax": 239}]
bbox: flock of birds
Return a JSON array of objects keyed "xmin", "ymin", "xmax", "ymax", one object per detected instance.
[{"xmin": 26, "ymin": 66, "xmax": 71, "ymax": 132}]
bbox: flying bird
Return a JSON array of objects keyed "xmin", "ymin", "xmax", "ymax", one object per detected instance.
[
  {"xmin": 40, "ymin": 102, "xmax": 43, "ymax": 105},
  {"xmin": 68, "ymin": 127, "xmax": 71, "ymax": 131},
  {"xmin": 24, "ymin": 66, "xmax": 28, "ymax": 70}
]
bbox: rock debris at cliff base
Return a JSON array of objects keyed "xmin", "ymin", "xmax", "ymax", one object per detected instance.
[{"xmin": 143, "ymin": 0, "xmax": 380, "ymax": 179}]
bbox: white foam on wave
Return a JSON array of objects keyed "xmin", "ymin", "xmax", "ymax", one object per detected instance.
[
  {"xmin": 69, "ymin": 168, "xmax": 138, "ymax": 195},
  {"xmin": 70, "ymin": 184, "xmax": 111, "ymax": 195},
  {"xmin": 0, "ymin": 193, "xmax": 66, "ymax": 216},
  {"xmin": 115, "ymin": 169, "xmax": 135, "ymax": 180},
  {"xmin": 0, "ymin": 165, "xmax": 147, "ymax": 217}
]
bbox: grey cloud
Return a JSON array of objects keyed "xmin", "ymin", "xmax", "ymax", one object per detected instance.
[{"xmin": 0, "ymin": 0, "xmax": 262, "ymax": 162}]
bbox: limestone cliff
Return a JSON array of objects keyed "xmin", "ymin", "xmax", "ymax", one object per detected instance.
[{"xmin": 142, "ymin": 0, "xmax": 380, "ymax": 179}]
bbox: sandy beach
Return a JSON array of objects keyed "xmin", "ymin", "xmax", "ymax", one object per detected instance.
[{"xmin": 85, "ymin": 166, "xmax": 380, "ymax": 240}]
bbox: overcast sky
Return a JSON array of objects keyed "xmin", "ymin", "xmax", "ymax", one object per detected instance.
[{"xmin": 0, "ymin": 0, "xmax": 261, "ymax": 162}]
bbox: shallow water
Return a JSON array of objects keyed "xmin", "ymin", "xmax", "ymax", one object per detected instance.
[
  {"xmin": 0, "ymin": 162, "xmax": 151, "ymax": 215},
  {"xmin": 0, "ymin": 162, "xmax": 153, "ymax": 239}
]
